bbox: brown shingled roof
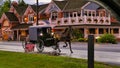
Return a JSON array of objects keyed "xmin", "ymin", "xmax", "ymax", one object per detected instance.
[
  {"xmin": 13, "ymin": 5, "xmax": 28, "ymax": 16},
  {"xmin": 5, "ymin": 12, "xmax": 19, "ymax": 22},
  {"xmin": 31, "ymin": 4, "xmax": 49, "ymax": 13},
  {"xmin": 63, "ymin": 0, "xmax": 88, "ymax": 11},
  {"xmin": 54, "ymin": 0, "xmax": 68, "ymax": 10}
]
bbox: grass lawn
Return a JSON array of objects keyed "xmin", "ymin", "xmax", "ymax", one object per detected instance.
[{"xmin": 0, "ymin": 51, "xmax": 119, "ymax": 68}]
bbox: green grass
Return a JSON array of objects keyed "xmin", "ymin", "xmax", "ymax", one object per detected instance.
[{"xmin": 0, "ymin": 51, "xmax": 119, "ymax": 68}]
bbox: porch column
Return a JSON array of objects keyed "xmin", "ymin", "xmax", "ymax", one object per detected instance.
[
  {"xmin": 87, "ymin": 10, "xmax": 89, "ymax": 16},
  {"xmin": 76, "ymin": 12, "xmax": 79, "ymax": 23},
  {"xmin": 104, "ymin": 28, "xmax": 106, "ymax": 34},
  {"xmin": 68, "ymin": 13, "xmax": 71, "ymax": 24},
  {"xmin": 95, "ymin": 11, "xmax": 96, "ymax": 17},
  {"xmin": 17, "ymin": 30, "xmax": 19, "ymax": 41},
  {"xmin": 95, "ymin": 28, "xmax": 99, "ymax": 37},
  {"xmin": 108, "ymin": 28, "xmax": 111, "ymax": 34},
  {"xmin": 12, "ymin": 31, "xmax": 14, "ymax": 40},
  {"xmin": 119, "ymin": 28, "xmax": 120, "ymax": 38},
  {"xmin": 111, "ymin": 28, "xmax": 114, "ymax": 34},
  {"xmin": 84, "ymin": 28, "xmax": 88, "ymax": 38},
  {"xmin": 81, "ymin": 9, "xmax": 83, "ymax": 16}
]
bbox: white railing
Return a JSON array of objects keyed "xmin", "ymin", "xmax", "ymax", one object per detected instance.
[{"xmin": 49, "ymin": 16, "xmax": 111, "ymax": 26}]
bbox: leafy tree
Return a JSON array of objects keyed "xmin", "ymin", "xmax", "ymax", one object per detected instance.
[
  {"xmin": 0, "ymin": 0, "xmax": 11, "ymax": 17},
  {"xmin": 18, "ymin": 0, "xmax": 27, "ymax": 6}
]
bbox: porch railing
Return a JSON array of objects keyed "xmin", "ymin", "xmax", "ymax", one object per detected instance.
[{"xmin": 49, "ymin": 16, "xmax": 110, "ymax": 26}]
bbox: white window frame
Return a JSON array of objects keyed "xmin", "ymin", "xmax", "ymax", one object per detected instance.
[{"xmin": 28, "ymin": 14, "xmax": 34, "ymax": 23}]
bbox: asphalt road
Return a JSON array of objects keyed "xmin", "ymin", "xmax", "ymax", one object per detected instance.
[{"xmin": 0, "ymin": 41, "xmax": 120, "ymax": 66}]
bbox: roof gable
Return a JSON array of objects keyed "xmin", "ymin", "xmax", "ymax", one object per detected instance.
[
  {"xmin": 64, "ymin": 0, "xmax": 88, "ymax": 11},
  {"xmin": 83, "ymin": 2, "xmax": 100, "ymax": 10},
  {"xmin": 13, "ymin": 5, "xmax": 28, "ymax": 16},
  {"xmin": 54, "ymin": 0, "xmax": 68, "ymax": 10},
  {"xmin": 24, "ymin": 5, "xmax": 36, "ymax": 16},
  {"xmin": 45, "ymin": 1, "xmax": 61, "ymax": 13},
  {"xmin": 31, "ymin": 4, "xmax": 49, "ymax": 13},
  {"xmin": 5, "ymin": 12, "xmax": 19, "ymax": 22}
]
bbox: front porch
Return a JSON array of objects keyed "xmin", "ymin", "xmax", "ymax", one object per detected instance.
[
  {"xmin": 11, "ymin": 24, "xmax": 32, "ymax": 41},
  {"xmin": 79, "ymin": 27, "xmax": 120, "ymax": 39},
  {"xmin": 54, "ymin": 25, "xmax": 120, "ymax": 39}
]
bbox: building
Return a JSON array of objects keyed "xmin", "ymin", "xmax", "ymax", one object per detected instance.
[{"xmin": 0, "ymin": 0, "xmax": 120, "ymax": 41}]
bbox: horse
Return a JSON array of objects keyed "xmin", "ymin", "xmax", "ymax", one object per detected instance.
[{"xmin": 58, "ymin": 26, "xmax": 74, "ymax": 53}]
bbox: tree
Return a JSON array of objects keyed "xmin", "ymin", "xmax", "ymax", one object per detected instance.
[
  {"xmin": 0, "ymin": 0, "xmax": 11, "ymax": 17},
  {"xmin": 18, "ymin": 0, "xmax": 27, "ymax": 6}
]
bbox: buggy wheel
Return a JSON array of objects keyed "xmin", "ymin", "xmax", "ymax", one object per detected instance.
[{"xmin": 36, "ymin": 40, "xmax": 44, "ymax": 52}]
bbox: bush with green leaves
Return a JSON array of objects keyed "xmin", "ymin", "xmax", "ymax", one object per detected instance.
[
  {"xmin": 78, "ymin": 38, "xmax": 87, "ymax": 42},
  {"xmin": 72, "ymin": 29, "xmax": 84, "ymax": 39},
  {"xmin": 72, "ymin": 29, "xmax": 84, "ymax": 41},
  {"xmin": 97, "ymin": 34, "xmax": 117, "ymax": 44}
]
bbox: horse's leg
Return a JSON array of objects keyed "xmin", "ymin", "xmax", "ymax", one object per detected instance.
[
  {"xmin": 63, "ymin": 41, "xmax": 68, "ymax": 47},
  {"xmin": 56, "ymin": 42, "xmax": 61, "ymax": 52},
  {"xmin": 68, "ymin": 41, "xmax": 73, "ymax": 53}
]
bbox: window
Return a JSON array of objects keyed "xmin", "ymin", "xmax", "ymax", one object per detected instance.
[
  {"xmin": 88, "ymin": 11, "xmax": 91, "ymax": 16},
  {"xmin": 51, "ymin": 12, "xmax": 58, "ymax": 20},
  {"xmin": 92, "ymin": 12, "xmax": 95, "ymax": 16},
  {"xmin": 63, "ymin": 12, "xmax": 69, "ymax": 18},
  {"xmin": 74, "ymin": 14, "xmax": 76, "ymax": 17},
  {"xmin": 70, "ymin": 13, "xmax": 73, "ymax": 17},
  {"xmin": 99, "ymin": 29, "xmax": 104, "ymax": 34},
  {"xmin": 113, "ymin": 28, "xmax": 119, "ymax": 34},
  {"xmin": 78, "ymin": 12, "xmax": 81, "ymax": 17},
  {"xmin": 28, "ymin": 15, "xmax": 34, "ymax": 23},
  {"xmin": 89, "ymin": 28, "xmax": 95, "ymax": 34}
]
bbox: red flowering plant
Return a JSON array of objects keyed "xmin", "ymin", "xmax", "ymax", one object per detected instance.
[
  {"xmin": 64, "ymin": 20, "xmax": 68, "ymax": 24},
  {"xmin": 94, "ymin": 19, "xmax": 98, "ymax": 23},
  {"xmin": 57, "ymin": 20, "xmax": 61, "ymax": 25},
  {"xmin": 71, "ymin": 19, "xmax": 75, "ymax": 23},
  {"xmin": 79, "ymin": 19, "xmax": 83, "ymax": 23}
]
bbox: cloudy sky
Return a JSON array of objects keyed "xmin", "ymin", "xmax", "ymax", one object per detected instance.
[{"xmin": 11, "ymin": 0, "xmax": 52, "ymax": 4}]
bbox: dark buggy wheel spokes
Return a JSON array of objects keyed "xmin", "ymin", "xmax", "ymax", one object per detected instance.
[{"xmin": 36, "ymin": 39, "xmax": 44, "ymax": 52}]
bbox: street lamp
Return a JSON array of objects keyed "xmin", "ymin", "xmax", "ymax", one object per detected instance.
[{"xmin": 36, "ymin": 0, "xmax": 39, "ymax": 25}]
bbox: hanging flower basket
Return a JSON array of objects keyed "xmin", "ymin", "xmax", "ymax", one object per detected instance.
[
  {"xmin": 79, "ymin": 19, "xmax": 82, "ymax": 23},
  {"xmin": 100, "ymin": 19, "xmax": 104, "ymax": 23},
  {"xmin": 94, "ymin": 19, "xmax": 98, "ymax": 23},
  {"xmin": 106, "ymin": 20, "xmax": 109, "ymax": 23},
  {"xmin": 64, "ymin": 20, "xmax": 68, "ymax": 24},
  {"xmin": 87, "ymin": 18, "xmax": 92, "ymax": 23},
  {"xmin": 57, "ymin": 20, "xmax": 61, "ymax": 25},
  {"xmin": 71, "ymin": 19, "xmax": 75, "ymax": 23}
]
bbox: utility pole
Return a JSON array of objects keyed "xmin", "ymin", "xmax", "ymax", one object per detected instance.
[{"xmin": 36, "ymin": 0, "xmax": 39, "ymax": 25}]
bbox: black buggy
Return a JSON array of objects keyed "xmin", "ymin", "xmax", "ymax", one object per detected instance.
[{"xmin": 28, "ymin": 25, "xmax": 60, "ymax": 53}]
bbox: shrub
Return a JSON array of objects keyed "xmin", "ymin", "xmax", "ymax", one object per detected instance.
[
  {"xmin": 72, "ymin": 29, "xmax": 84, "ymax": 41},
  {"xmin": 72, "ymin": 29, "xmax": 84, "ymax": 39},
  {"xmin": 78, "ymin": 38, "xmax": 87, "ymax": 42},
  {"xmin": 97, "ymin": 34, "xmax": 117, "ymax": 44}
]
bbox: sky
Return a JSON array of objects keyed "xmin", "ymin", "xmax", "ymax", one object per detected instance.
[{"xmin": 11, "ymin": 0, "xmax": 52, "ymax": 4}]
